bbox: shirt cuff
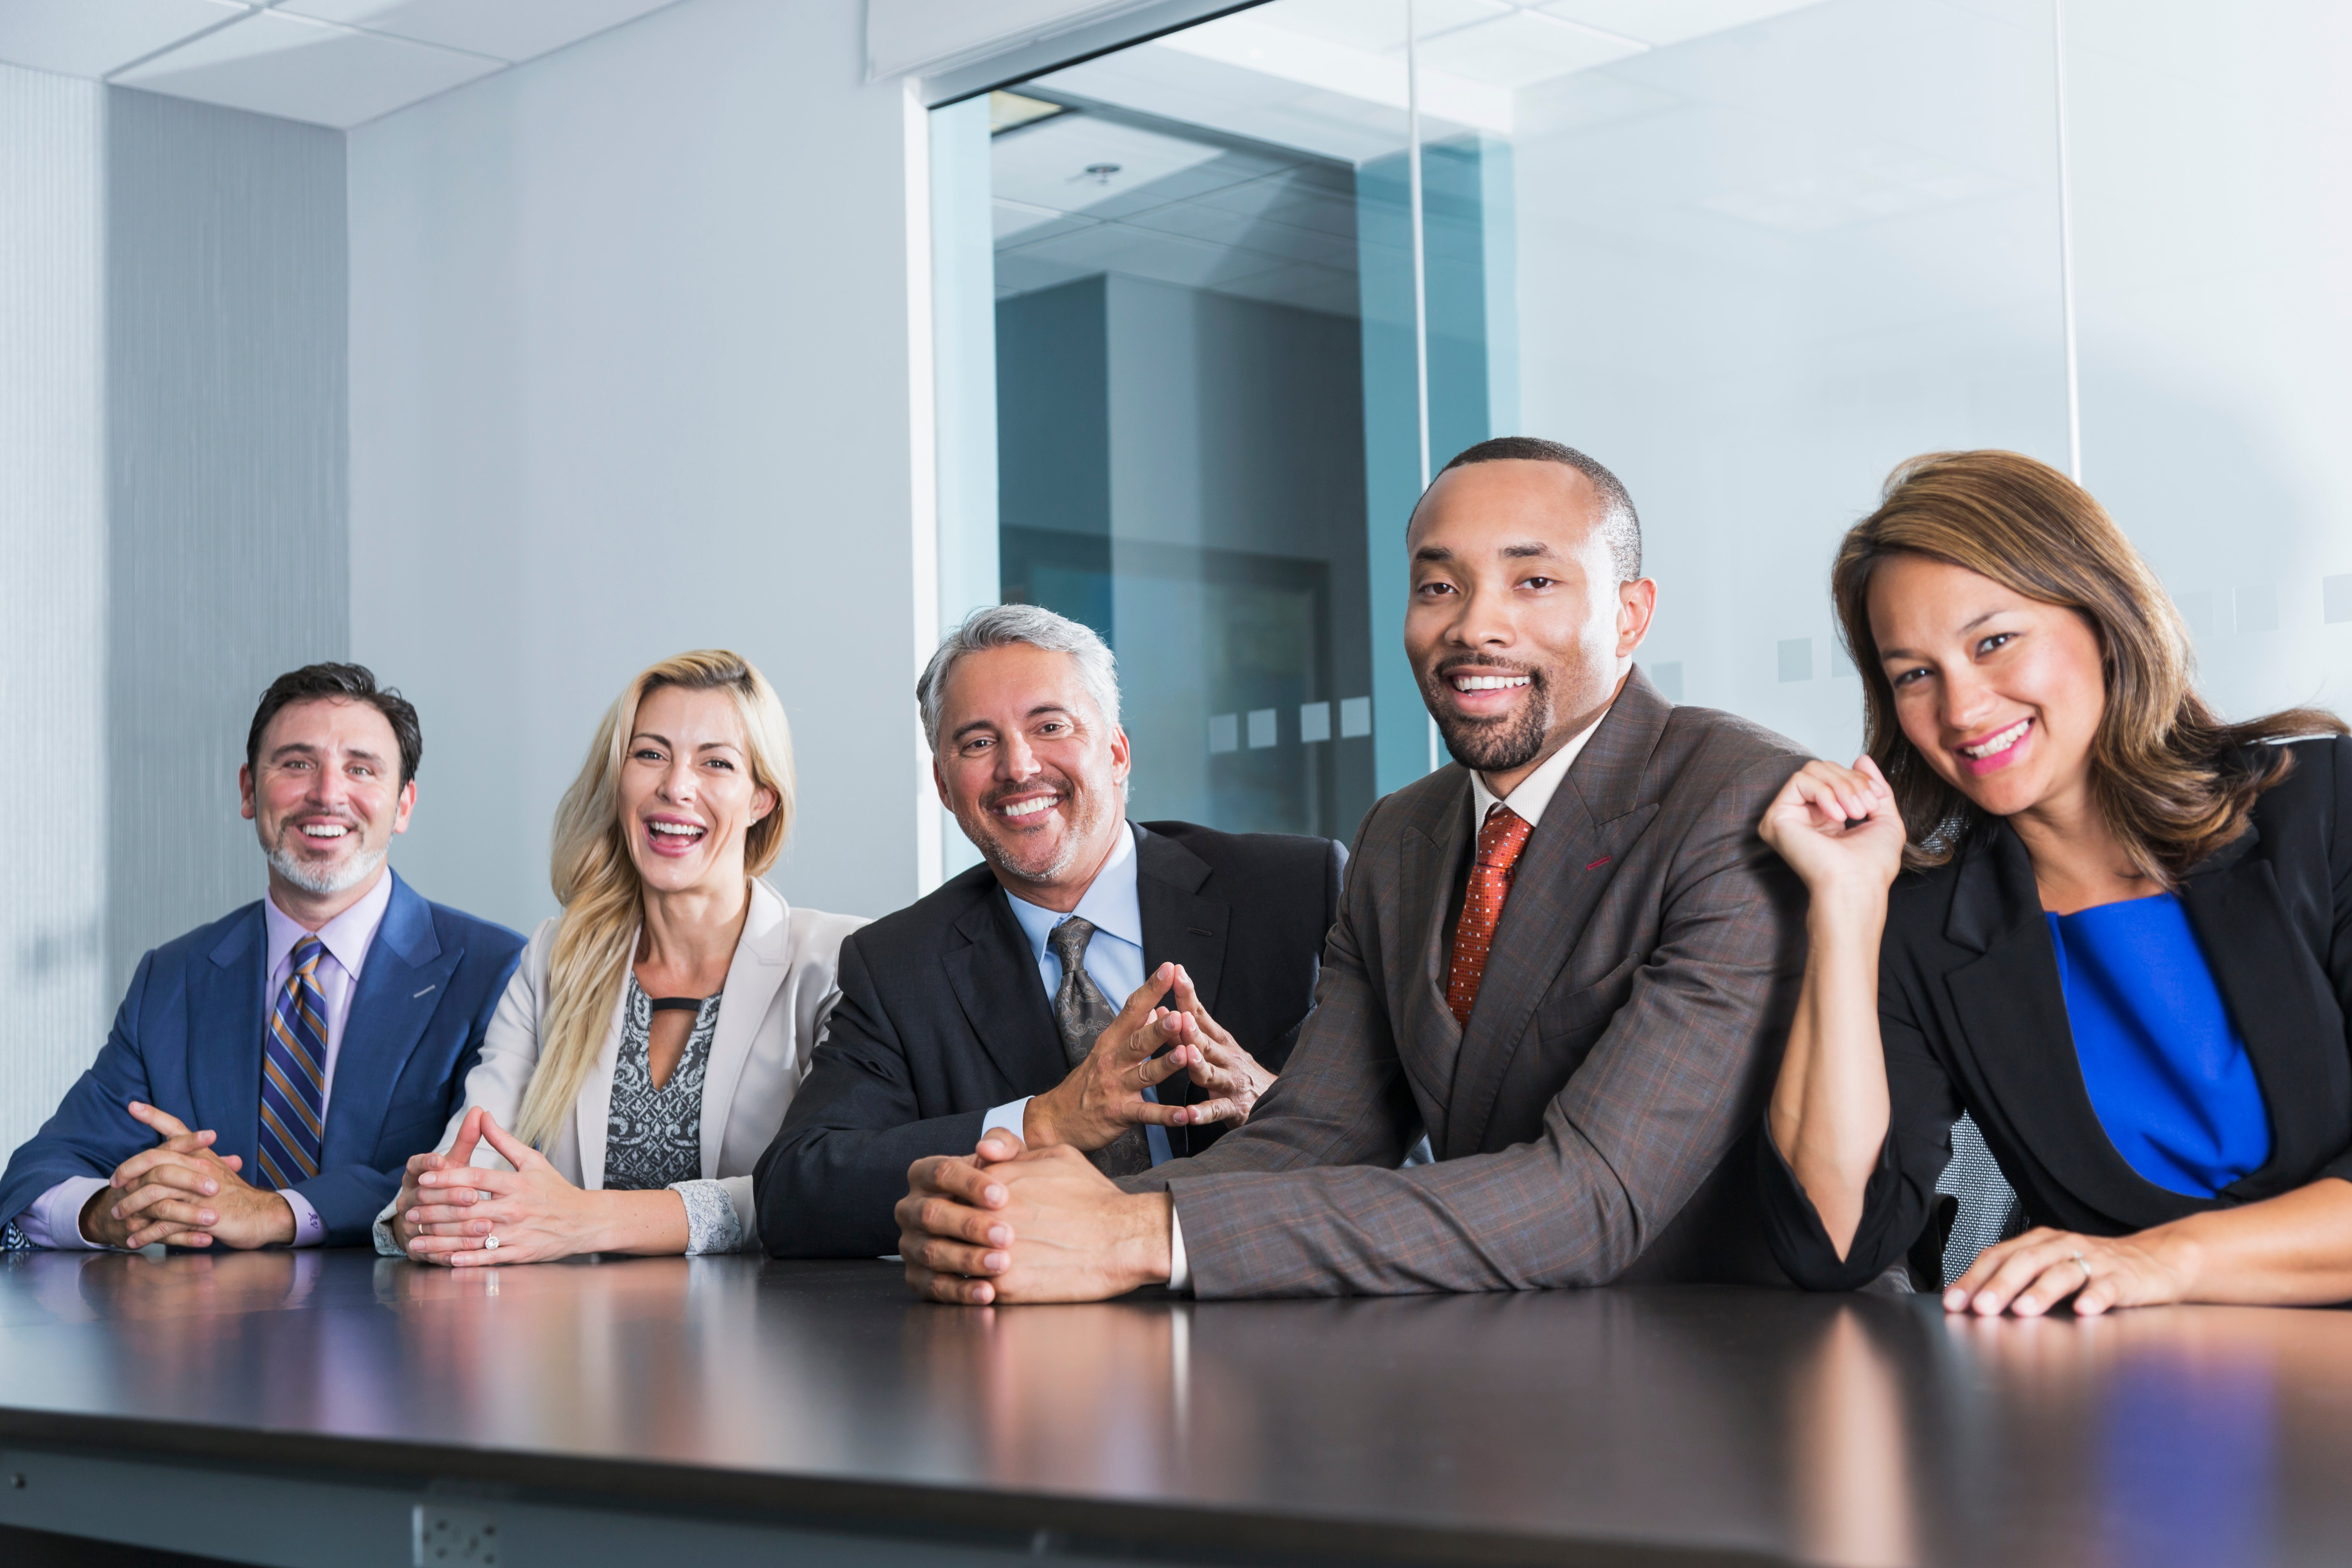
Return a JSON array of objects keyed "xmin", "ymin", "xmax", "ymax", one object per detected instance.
[
  {"xmin": 982, "ymin": 1096, "xmax": 1032, "ymax": 1144},
  {"xmin": 279, "ymin": 1188, "xmax": 326, "ymax": 1248},
  {"xmin": 20, "ymin": 1177, "xmax": 113, "ymax": 1250},
  {"xmin": 669, "ymin": 1178, "xmax": 746, "ymax": 1255},
  {"xmin": 1166, "ymin": 1198, "xmax": 1190, "ymax": 1293}
]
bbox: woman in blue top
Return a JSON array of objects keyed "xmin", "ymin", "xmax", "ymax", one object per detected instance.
[{"xmin": 1755, "ymin": 449, "xmax": 2352, "ymax": 1316}]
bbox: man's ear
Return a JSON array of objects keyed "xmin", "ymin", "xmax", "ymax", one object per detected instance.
[
  {"xmin": 392, "ymin": 777, "xmax": 417, "ymax": 835},
  {"xmin": 931, "ymin": 756, "xmax": 953, "ymax": 811},
  {"xmin": 238, "ymin": 764, "xmax": 258, "ymax": 822},
  {"xmin": 1615, "ymin": 577, "xmax": 1659, "ymax": 658}
]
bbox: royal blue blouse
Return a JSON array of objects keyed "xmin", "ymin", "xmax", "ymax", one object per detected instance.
[{"xmin": 2045, "ymin": 893, "xmax": 2272, "ymax": 1198}]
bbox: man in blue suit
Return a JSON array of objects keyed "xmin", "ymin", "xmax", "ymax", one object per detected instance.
[{"xmin": 0, "ymin": 664, "xmax": 525, "ymax": 1250}]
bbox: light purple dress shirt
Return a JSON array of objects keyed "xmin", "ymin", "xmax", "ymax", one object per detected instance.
[{"xmin": 17, "ymin": 873, "xmax": 395, "ymax": 1249}]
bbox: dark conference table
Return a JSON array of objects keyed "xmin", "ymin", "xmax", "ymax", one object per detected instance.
[{"xmin": 0, "ymin": 1252, "xmax": 2346, "ymax": 1568}]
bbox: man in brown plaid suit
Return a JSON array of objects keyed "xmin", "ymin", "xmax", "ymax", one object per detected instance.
[{"xmin": 896, "ymin": 437, "xmax": 1811, "ymax": 1300}]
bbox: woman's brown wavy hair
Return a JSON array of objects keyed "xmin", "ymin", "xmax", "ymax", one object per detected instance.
[{"xmin": 1831, "ymin": 450, "xmax": 2344, "ymax": 882}]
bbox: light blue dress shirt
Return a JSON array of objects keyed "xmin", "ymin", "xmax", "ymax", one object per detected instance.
[{"xmin": 986, "ymin": 822, "xmax": 1172, "ymax": 1167}]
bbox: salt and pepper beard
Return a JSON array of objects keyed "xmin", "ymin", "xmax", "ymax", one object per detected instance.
[
  {"xmin": 263, "ymin": 818, "xmax": 386, "ymax": 895},
  {"xmin": 1423, "ymin": 659, "xmax": 1556, "ymax": 775},
  {"xmin": 956, "ymin": 766, "xmax": 1120, "ymax": 890}
]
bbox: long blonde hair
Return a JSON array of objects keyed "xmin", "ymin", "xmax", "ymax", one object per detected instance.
[
  {"xmin": 1831, "ymin": 451, "xmax": 2343, "ymax": 882},
  {"xmin": 516, "ymin": 650, "xmax": 797, "ymax": 1148}
]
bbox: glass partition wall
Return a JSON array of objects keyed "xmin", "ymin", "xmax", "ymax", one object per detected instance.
[{"xmin": 930, "ymin": 0, "xmax": 2352, "ymax": 869}]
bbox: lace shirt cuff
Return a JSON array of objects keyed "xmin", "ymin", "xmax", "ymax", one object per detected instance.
[{"xmin": 670, "ymin": 1178, "xmax": 744, "ymax": 1255}]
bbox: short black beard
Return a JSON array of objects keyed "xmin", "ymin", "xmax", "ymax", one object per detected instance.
[{"xmin": 1423, "ymin": 663, "xmax": 1554, "ymax": 775}]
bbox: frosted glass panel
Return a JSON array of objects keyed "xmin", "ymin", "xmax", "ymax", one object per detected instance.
[
  {"xmin": 2067, "ymin": 0, "xmax": 2352, "ymax": 720},
  {"xmin": 1501, "ymin": 0, "xmax": 2073, "ymax": 761}
]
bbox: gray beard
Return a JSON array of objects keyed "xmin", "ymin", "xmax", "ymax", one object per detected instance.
[
  {"xmin": 959, "ymin": 784, "xmax": 1114, "ymax": 890},
  {"xmin": 267, "ymin": 840, "xmax": 385, "ymax": 895}
]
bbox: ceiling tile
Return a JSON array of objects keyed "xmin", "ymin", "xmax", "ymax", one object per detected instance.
[
  {"xmin": 1534, "ymin": 0, "xmax": 1828, "ymax": 49},
  {"xmin": 991, "ymin": 114, "xmax": 1228, "ymax": 217},
  {"xmin": 0, "ymin": 0, "xmax": 246, "ymax": 80},
  {"xmin": 276, "ymin": 0, "xmax": 683, "ymax": 67},
  {"xmin": 113, "ymin": 8, "xmax": 500, "ymax": 127},
  {"xmin": 1250, "ymin": 0, "xmax": 1508, "ymax": 57},
  {"xmin": 1415, "ymin": 11, "xmax": 1646, "ymax": 89}
]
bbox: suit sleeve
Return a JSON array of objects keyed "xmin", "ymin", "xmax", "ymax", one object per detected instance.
[
  {"xmin": 0, "ymin": 952, "xmax": 169, "ymax": 1232},
  {"xmin": 2317, "ymin": 737, "xmax": 2352, "ymax": 1189},
  {"xmin": 754, "ymin": 935, "xmax": 990, "ymax": 1258},
  {"xmin": 1127, "ymin": 754, "xmax": 1806, "ymax": 1297},
  {"xmin": 1755, "ymin": 961, "xmax": 1962, "ymax": 1290}
]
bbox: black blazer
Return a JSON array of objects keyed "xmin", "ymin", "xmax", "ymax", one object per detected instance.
[
  {"xmin": 756, "ymin": 820, "xmax": 1346, "ymax": 1257},
  {"xmin": 1762, "ymin": 736, "xmax": 2352, "ymax": 1291}
]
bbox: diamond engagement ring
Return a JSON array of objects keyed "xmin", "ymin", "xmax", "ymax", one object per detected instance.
[{"xmin": 483, "ymin": 1234, "xmax": 500, "ymax": 1252}]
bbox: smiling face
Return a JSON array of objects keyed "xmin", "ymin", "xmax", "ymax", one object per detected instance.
[
  {"xmin": 932, "ymin": 642, "xmax": 1129, "ymax": 903},
  {"xmin": 617, "ymin": 683, "xmax": 777, "ymax": 897},
  {"xmin": 1867, "ymin": 552, "xmax": 2109, "ymax": 822},
  {"xmin": 240, "ymin": 697, "xmax": 414, "ymax": 907},
  {"xmin": 1404, "ymin": 459, "xmax": 1655, "ymax": 793}
]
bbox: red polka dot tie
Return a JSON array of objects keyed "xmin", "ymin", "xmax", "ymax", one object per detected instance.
[{"xmin": 1448, "ymin": 804, "xmax": 1534, "ymax": 1029}]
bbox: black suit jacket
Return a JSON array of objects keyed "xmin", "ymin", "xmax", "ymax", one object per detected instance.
[
  {"xmin": 756, "ymin": 820, "xmax": 1346, "ymax": 1257},
  {"xmin": 1761, "ymin": 736, "xmax": 2352, "ymax": 1290}
]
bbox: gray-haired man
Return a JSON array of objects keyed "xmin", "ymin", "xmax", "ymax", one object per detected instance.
[{"xmin": 754, "ymin": 606, "xmax": 1347, "ymax": 1258}]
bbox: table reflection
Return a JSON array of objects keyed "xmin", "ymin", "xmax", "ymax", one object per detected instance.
[{"xmin": 3, "ymin": 1253, "xmax": 2352, "ymax": 1568}]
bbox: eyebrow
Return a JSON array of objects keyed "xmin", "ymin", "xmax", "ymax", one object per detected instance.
[
  {"xmin": 1500, "ymin": 542, "xmax": 1561, "ymax": 561},
  {"xmin": 270, "ymin": 742, "xmax": 384, "ymax": 764},
  {"xmin": 949, "ymin": 704, "xmax": 1078, "ymax": 743},
  {"xmin": 1878, "ymin": 608, "xmax": 2015, "ymax": 663},
  {"xmin": 632, "ymin": 731, "xmax": 739, "ymax": 754}
]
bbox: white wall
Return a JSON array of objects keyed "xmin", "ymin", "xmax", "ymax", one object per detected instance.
[
  {"xmin": 348, "ymin": 0, "xmax": 927, "ymax": 932},
  {"xmin": 0, "ymin": 63, "xmax": 106, "ymax": 1156}
]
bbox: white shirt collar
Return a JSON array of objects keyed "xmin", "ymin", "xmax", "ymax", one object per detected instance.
[
  {"xmin": 263, "ymin": 866, "xmax": 395, "ymax": 980},
  {"xmin": 1003, "ymin": 820, "xmax": 1143, "ymax": 956},
  {"xmin": 1470, "ymin": 707, "xmax": 1610, "ymax": 831}
]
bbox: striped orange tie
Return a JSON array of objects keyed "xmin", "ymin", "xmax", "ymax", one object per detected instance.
[{"xmin": 1447, "ymin": 805, "xmax": 1533, "ymax": 1028}]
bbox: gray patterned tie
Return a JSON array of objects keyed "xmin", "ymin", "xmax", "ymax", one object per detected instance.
[{"xmin": 1046, "ymin": 917, "xmax": 1152, "ymax": 1177}]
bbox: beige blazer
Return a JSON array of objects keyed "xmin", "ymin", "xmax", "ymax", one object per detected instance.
[{"xmin": 399, "ymin": 879, "xmax": 863, "ymax": 1247}]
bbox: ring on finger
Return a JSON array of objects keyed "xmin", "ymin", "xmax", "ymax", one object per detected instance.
[
  {"xmin": 2068, "ymin": 1251, "xmax": 2089, "ymax": 1285},
  {"xmin": 483, "ymin": 1234, "xmax": 500, "ymax": 1252}
]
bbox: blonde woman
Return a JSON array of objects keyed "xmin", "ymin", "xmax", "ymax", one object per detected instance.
[{"xmin": 377, "ymin": 651, "xmax": 862, "ymax": 1264}]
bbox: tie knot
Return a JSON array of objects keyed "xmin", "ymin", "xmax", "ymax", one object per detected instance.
[
  {"xmin": 290, "ymin": 933, "xmax": 325, "ymax": 974},
  {"xmin": 1475, "ymin": 805, "xmax": 1532, "ymax": 869},
  {"xmin": 1047, "ymin": 916, "xmax": 1097, "ymax": 966}
]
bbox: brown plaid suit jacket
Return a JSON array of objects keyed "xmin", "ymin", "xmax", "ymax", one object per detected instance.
[{"xmin": 1119, "ymin": 667, "xmax": 1810, "ymax": 1296}]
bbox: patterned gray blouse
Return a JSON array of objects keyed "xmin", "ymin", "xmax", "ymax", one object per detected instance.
[{"xmin": 606, "ymin": 976, "xmax": 741, "ymax": 1254}]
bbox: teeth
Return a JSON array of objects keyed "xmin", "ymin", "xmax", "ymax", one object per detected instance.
[
  {"xmin": 1961, "ymin": 719, "xmax": 2031, "ymax": 759},
  {"xmin": 300, "ymin": 824, "xmax": 347, "ymax": 838},
  {"xmin": 1453, "ymin": 675, "xmax": 1530, "ymax": 691},
  {"xmin": 1000, "ymin": 796, "xmax": 1056, "ymax": 819},
  {"xmin": 649, "ymin": 821, "xmax": 705, "ymax": 837}
]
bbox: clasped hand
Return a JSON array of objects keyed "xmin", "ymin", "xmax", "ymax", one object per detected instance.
[
  {"xmin": 895, "ymin": 1131, "xmax": 1171, "ymax": 1305},
  {"xmin": 1024, "ymin": 961, "xmax": 1276, "ymax": 1152},
  {"xmin": 80, "ymin": 1101, "xmax": 295, "ymax": 1250},
  {"xmin": 392, "ymin": 1105, "xmax": 595, "ymax": 1267}
]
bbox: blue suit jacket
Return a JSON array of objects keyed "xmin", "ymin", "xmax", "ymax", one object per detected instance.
[{"xmin": 0, "ymin": 873, "xmax": 526, "ymax": 1246}]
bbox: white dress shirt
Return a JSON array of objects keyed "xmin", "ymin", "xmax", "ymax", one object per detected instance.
[
  {"xmin": 19, "ymin": 873, "xmax": 393, "ymax": 1249},
  {"xmin": 1468, "ymin": 706, "xmax": 1609, "ymax": 831}
]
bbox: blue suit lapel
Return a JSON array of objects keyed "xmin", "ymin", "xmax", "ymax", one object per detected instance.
[
  {"xmin": 189, "ymin": 904, "xmax": 269, "ymax": 1174},
  {"xmin": 322, "ymin": 874, "xmax": 460, "ymax": 1168}
]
